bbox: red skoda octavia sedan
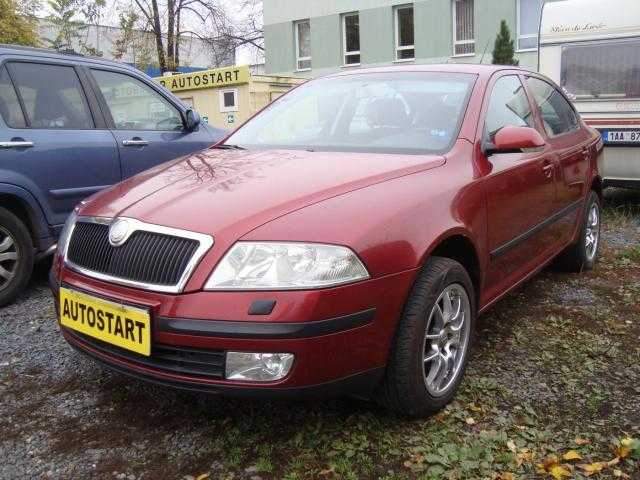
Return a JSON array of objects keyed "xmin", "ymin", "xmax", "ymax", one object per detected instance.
[{"xmin": 50, "ymin": 65, "xmax": 603, "ymax": 416}]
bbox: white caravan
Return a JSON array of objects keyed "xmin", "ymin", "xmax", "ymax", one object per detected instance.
[{"xmin": 539, "ymin": 0, "xmax": 640, "ymax": 188}]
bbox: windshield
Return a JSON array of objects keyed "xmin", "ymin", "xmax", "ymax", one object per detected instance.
[
  {"xmin": 561, "ymin": 38, "xmax": 640, "ymax": 100},
  {"xmin": 226, "ymin": 72, "xmax": 476, "ymax": 155}
]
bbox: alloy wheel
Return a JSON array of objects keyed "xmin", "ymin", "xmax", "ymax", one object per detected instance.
[
  {"xmin": 0, "ymin": 226, "xmax": 19, "ymax": 291},
  {"xmin": 422, "ymin": 283, "xmax": 471, "ymax": 397},
  {"xmin": 585, "ymin": 202, "xmax": 600, "ymax": 262}
]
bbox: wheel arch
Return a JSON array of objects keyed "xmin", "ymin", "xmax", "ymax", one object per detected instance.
[
  {"xmin": 421, "ymin": 230, "xmax": 482, "ymax": 304},
  {"xmin": 0, "ymin": 184, "xmax": 51, "ymax": 250},
  {"xmin": 590, "ymin": 175, "xmax": 603, "ymax": 201}
]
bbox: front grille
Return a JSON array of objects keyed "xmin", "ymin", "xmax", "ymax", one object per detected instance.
[
  {"xmin": 67, "ymin": 221, "xmax": 199, "ymax": 286},
  {"xmin": 68, "ymin": 329, "xmax": 225, "ymax": 379}
]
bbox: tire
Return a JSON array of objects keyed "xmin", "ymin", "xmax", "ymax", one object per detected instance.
[
  {"xmin": 0, "ymin": 207, "xmax": 34, "ymax": 307},
  {"xmin": 556, "ymin": 192, "xmax": 602, "ymax": 273},
  {"xmin": 378, "ymin": 257, "xmax": 476, "ymax": 417}
]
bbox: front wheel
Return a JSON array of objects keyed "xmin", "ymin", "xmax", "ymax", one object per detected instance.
[
  {"xmin": 377, "ymin": 257, "xmax": 476, "ymax": 417},
  {"xmin": 0, "ymin": 207, "xmax": 34, "ymax": 307}
]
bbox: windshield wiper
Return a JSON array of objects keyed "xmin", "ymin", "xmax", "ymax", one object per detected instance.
[{"xmin": 215, "ymin": 143, "xmax": 247, "ymax": 150}]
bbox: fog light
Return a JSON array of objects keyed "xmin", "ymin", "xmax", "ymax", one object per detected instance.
[{"xmin": 225, "ymin": 352, "xmax": 295, "ymax": 381}]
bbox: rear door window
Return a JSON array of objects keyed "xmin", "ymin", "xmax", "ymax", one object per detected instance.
[
  {"xmin": 7, "ymin": 62, "xmax": 94, "ymax": 129},
  {"xmin": 0, "ymin": 66, "xmax": 26, "ymax": 128},
  {"xmin": 526, "ymin": 77, "xmax": 579, "ymax": 137},
  {"xmin": 91, "ymin": 69, "xmax": 183, "ymax": 131},
  {"xmin": 485, "ymin": 75, "xmax": 535, "ymax": 138}
]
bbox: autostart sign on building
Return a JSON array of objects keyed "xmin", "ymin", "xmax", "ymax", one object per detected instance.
[{"xmin": 155, "ymin": 65, "xmax": 250, "ymax": 93}]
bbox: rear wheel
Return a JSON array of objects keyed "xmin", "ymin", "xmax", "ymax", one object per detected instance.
[
  {"xmin": 557, "ymin": 192, "xmax": 601, "ymax": 272},
  {"xmin": 378, "ymin": 257, "xmax": 476, "ymax": 417},
  {"xmin": 0, "ymin": 207, "xmax": 34, "ymax": 307}
]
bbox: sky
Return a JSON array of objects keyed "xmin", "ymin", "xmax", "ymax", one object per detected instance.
[{"xmin": 40, "ymin": 0, "xmax": 264, "ymax": 65}]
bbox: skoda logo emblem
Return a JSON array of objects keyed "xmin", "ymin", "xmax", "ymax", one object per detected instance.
[{"xmin": 109, "ymin": 219, "xmax": 130, "ymax": 246}]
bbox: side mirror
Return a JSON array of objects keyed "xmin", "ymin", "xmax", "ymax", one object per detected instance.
[
  {"xmin": 184, "ymin": 109, "xmax": 201, "ymax": 131},
  {"xmin": 490, "ymin": 126, "xmax": 546, "ymax": 154}
]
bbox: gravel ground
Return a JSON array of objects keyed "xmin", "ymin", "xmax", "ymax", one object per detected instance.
[{"xmin": 1, "ymin": 188, "xmax": 639, "ymax": 480}]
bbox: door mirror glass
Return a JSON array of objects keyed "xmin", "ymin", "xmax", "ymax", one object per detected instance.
[
  {"xmin": 493, "ymin": 125, "xmax": 545, "ymax": 152},
  {"xmin": 184, "ymin": 108, "xmax": 201, "ymax": 131}
]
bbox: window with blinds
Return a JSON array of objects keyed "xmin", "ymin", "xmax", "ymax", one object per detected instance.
[
  {"xmin": 518, "ymin": 0, "xmax": 543, "ymax": 51},
  {"xmin": 295, "ymin": 20, "xmax": 311, "ymax": 71},
  {"xmin": 395, "ymin": 6, "xmax": 415, "ymax": 60},
  {"xmin": 561, "ymin": 39, "xmax": 640, "ymax": 100},
  {"xmin": 343, "ymin": 13, "xmax": 361, "ymax": 65},
  {"xmin": 453, "ymin": 0, "xmax": 475, "ymax": 56}
]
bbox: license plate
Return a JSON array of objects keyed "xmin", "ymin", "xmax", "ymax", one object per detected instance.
[
  {"xmin": 602, "ymin": 130, "xmax": 640, "ymax": 144},
  {"xmin": 59, "ymin": 287, "xmax": 151, "ymax": 356}
]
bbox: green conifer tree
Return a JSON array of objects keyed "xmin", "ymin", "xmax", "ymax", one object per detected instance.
[{"xmin": 492, "ymin": 20, "xmax": 519, "ymax": 66}]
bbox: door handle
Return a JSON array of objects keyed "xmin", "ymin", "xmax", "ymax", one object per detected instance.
[
  {"xmin": 0, "ymin": 141, "xmax": 34, "ymax": 149},
  {"xmin": 542, "ymin": 162, "xmax": 554, "ymax": 178},
  {"xmin": 122, "ymin": 139, "xmax": 149, "ymax": 147}
]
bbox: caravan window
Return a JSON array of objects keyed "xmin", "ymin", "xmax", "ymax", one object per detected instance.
[{"xmin": 561, "ymin": 38, "xmax": 640, "ymax": 100}]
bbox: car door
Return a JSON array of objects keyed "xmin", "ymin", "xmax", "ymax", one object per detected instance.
[
  {"xmin": 479, "ymin": 74, "xmax": 559, "ymax": 300},
  {"xmin": 0, "ymin": 60, "xmax": 120, "ymax": 228},
  {"xmin": 525, "ymin": 76, "xmax": 592, "ymax": 243},
  {"xmin": 88, "ymin": 68, "xmax": 215, "ymax": 178}
]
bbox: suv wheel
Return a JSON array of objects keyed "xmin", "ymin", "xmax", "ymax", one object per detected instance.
[
  {"xmin": 378, "ymin": 257, "xmax": 476, "ymax": 417},
  {"xmin": 0, "ymin": 207, "xmax": 34, "ymax": 307}
]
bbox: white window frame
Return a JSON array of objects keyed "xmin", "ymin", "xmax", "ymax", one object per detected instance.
[
  {"xmin": 452, "ymin": 0, "xmax": 475, "ymax": 58},
  {"xmin": 516, "ymin": 0, "xmax": 541, "ymax": 53},
  {"xmin": 219, "ymin": 88, "xmax": 238, "ymax": 113},
  {"xmin": 394, "ymin": 5, "xmax": 415, "ymax": 62},
  {"xmin": 294, "ymin": 20, "xmax": 312, "ymax": 72},
  {"xmin": 342, "ymin": 12, "xmax": 361, "ymax": 67}
]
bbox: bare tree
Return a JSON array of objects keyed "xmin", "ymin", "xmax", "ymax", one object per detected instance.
[{"xmin": 128, "ymin": 0, "xmax": 264, "ymax": 73}]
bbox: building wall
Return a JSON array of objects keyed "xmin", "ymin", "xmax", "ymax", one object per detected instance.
[
  {"xmin": 265, "ymin": 0, "xmax": 553, "ymax": 77},
  {"xmin": 174, "ymin": 77, "xmax": 306, "ymax": 130}
]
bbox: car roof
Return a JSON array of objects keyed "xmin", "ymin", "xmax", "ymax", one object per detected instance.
[
  {"xmin": 326, "ymin": 63, "xmax": 528, "ymax": 79},
  {"xmin": 0, "ymin": 44, "xmax": 140, "ymax": 73}
]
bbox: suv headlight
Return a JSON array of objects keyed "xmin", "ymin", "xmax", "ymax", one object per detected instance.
[
  {"xmin": 205, "ymin": 242, "xmax": 369, "ymax": 290},
  {"xmin": 57, "ymin": 210, "xmax": 78, "ymax": 259}
]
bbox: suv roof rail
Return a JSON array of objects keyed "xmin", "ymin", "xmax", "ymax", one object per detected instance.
[
  {"xmin": 58, "ymin": 48, "xmax": 85, "ymax": 57},
  {"xmin": 0, "ymin": 44, "xmax": 111, "ymax": 63}
]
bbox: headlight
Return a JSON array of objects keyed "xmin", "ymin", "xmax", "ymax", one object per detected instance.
[
  {"xmin": 205, "ymin": 242, "xmax": 369, "ymax": 290},
  {"xmin": 57, "ymin": 210, "xmax": 78, "ymax": 259}
]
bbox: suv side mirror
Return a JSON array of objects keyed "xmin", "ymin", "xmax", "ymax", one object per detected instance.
[
  {"xmin": 489, "ymin": 126, "xmax": 545, "ymax": 154},
  {"xmin": 184, "ymin": 109, "xmax": 201, "ymax": 131}
]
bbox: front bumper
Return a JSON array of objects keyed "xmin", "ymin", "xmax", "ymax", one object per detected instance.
[{"xmin": 52, "ymin": 265, "xmax": 416, "ymax": 398}]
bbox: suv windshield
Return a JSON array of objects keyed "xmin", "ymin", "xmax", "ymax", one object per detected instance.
[{"xmin": 226, "ymin": 72, "xmax": 476, "ymax": 155}]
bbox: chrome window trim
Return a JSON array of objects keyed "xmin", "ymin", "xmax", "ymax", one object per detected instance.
[{"xmin": 63, "ymin": 216, "xmax": 214, "ymax": 294}]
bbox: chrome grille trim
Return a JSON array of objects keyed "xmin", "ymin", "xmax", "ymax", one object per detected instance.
[{"xmin": 64, "ymin": 216, "xmax": 214, "ymax": 293}]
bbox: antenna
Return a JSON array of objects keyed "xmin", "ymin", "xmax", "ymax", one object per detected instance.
[{"xmin": 479, "ymin": 39, "xmax": 491, "ymax": 64}]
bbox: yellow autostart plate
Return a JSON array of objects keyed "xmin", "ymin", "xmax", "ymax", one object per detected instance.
[{"xmin": 59, "ymin": 287, "xmax": 151, "ymax": 356}]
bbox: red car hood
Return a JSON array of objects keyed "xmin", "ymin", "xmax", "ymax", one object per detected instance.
[{"xmin": 81, "ymin": 148, "xmax": 444, "ymax": 237}]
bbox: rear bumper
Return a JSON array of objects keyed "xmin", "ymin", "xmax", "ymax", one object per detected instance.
[{"xmin": 603, "ymin": 178, "xmax": 640, "ymax": 189}]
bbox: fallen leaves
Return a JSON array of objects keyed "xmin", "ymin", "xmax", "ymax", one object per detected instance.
[
  {"xmin": 614, "ymin": 437, "xmax": 640, "ymax": 459},
  {"xmin": 577, "ymin": 457, "xmax": 619, "ymax": 476},
  {"xmin": 562, "ymin": 450, "xmax": 582, "ymax": 461},
  {"xmin": 536, "ymin": 455, "xmax": 574, "ymax": 480},
  {"xmin": 535, "ymin": 436, "xmax": 639, "ymax": 478}
]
